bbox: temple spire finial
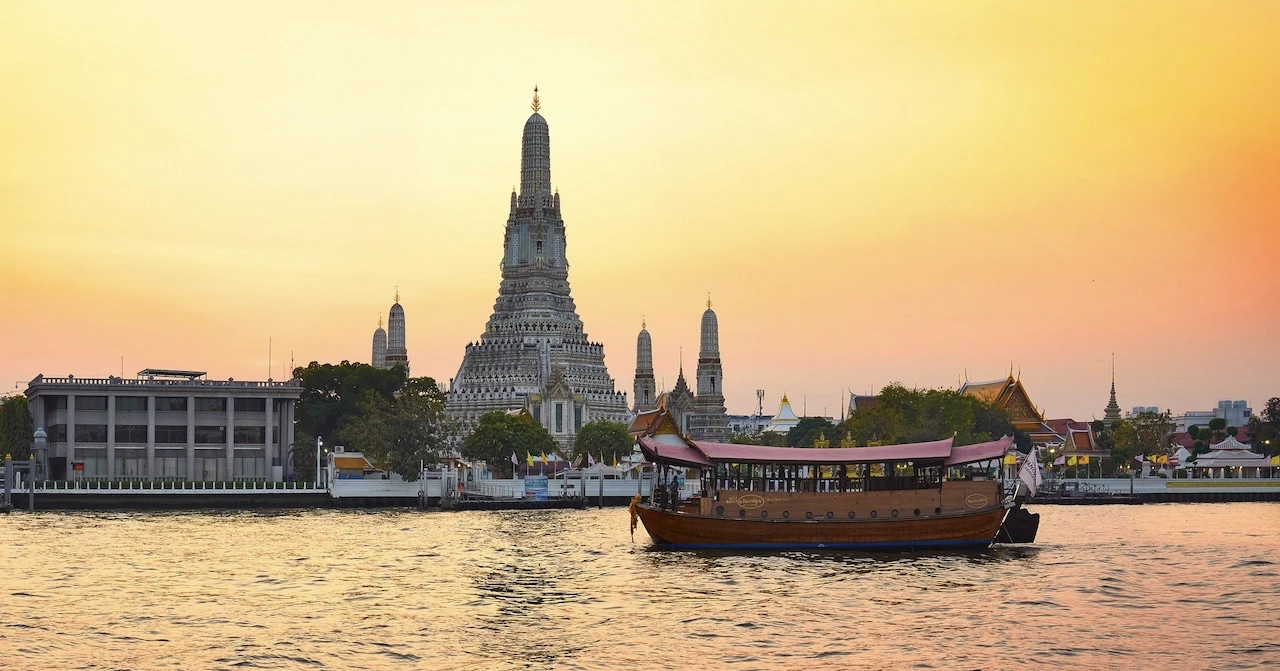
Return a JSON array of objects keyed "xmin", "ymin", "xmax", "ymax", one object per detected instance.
[
  {"xmin": 707, "ymin": 292, "xmax": 712, "ymax": 309},
  {"xmin": 395, "ymin": 286, "xmax": 400, "ymax": 303},
  {"xmin": 531, "ymin": 85, "xmax": 541, "ymax": 113},
  {"xmin": 378, "ymin": 315, "xmax": 382, "ymax": 328},
  {"xmin": 642, "ymin": 315, "xmax": 646, "ymax": 330}
]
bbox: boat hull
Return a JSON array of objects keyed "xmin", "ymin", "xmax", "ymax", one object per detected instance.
[{"xmin": 635, "ymin": 504, "xmax": 1009, "ymax": 551}]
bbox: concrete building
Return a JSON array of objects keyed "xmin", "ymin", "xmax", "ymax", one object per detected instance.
[
  {"xmin": 1131, "ymin": 406, "xmax": 1161, "ymax": 416},
  {"xmin": 25, "ymin": 369, "xmax": 302, "ymax": 481},
  {"xmin": 446, "ymin": 89, "xmax": 629, "ymax": 451},
  {"xmin": 1173, "ymin": 400, "xmax": 1252, "ymax": 432}
]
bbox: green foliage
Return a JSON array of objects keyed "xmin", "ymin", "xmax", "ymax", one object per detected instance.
[
  {"xmin": 837, "ymin": 384, "xmax": 1014, "ymax": 446},
  {"xmin": 1112, "ymin": 411, "xmax": 1173, "ymax": 461},
  {"xmin": 0, "ymin": 395, "xmax": 35, "ymax": 459},
  {"xmin": 461, "ymin": 411, "xmax": 556, "ymax": 477},
  {"xmin": 1247, "ymin": 397, "xmax": 1280, "ymax": 456},
  {"xmin": 336, "ymin": 380, "xmax": 449, "ymax": 481},
  {"xmin": 1227, "ymin": 426, "xmax": 1238, "ymax": 437},
  {"xmin": 572, "ymin": 420, "xmax": 632, "ymax": 464},
  {"xmin": 738, "ymin": 431, "xmax": 787, "ymax": 446},
  {"xmin": 289, "ymin": 361, "xmax": 408, "ymax": 476},
  {"xmin": 1187, "ymin": 425, "xmax": 1201, "ymax": 439},
  {"xmin": 1208, "ymin": 417, "xmax": 1227, "ymax": 432},
  {"xmin": 786, "ymin": 417, "xmax": 839, "ymax": 447}
]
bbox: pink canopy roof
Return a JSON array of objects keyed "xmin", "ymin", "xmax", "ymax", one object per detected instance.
[
  {"xmin": 637, "ymin": 437, "xmax": 712, "ymax": 467},
  {"xmin": 945, "ymin": 436, "xmax": 1016, "ymax": 465},
  {"xmin": 640, "ymin": 434, "xmax": 1015, "ymax": 467},
  {"xmin": 691, "ymin": 437, "xmax": 954, "ymax": 464}
]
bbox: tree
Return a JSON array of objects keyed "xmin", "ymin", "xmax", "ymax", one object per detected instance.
[
  {"xmin": 0, "ymin": 395, "xmax": 35, "ymax": 458},
  {"xmin": 337, "ymin": 379, "xmax": 449, "ymax": 481},
  {"xmin": 838, "ymin": 383, "xmax": 1014, "ymax": 446},
  {"xmin": 1187, "ymin": 425, "xmax": 1201, "ymax": 440},
  {"xmin": 1208, "ymin": 417, "xmax": 1227, "ymax": 432},
  {"xmin": 573, "ymin": 420, "xmax": 631, "ymax": 464},
  {"xmin": 1114, "ymin": 411, "xmax": 1173, "ymax": 462},
  {"xmin": 787, "ymin": 417, "xmax": 839, "ymax": 447},
  {"xmin": 461, "ymin": 411, "xmax": 556, "ymax": 478},
  {"xmin": 289, "ymin": 361, "xmax": 408, "ymax": 476},
  {"xmin": 1247, "ymin": 397, "xmax": 1280, "ymax": 456}
]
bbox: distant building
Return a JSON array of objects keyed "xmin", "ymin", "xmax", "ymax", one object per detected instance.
[
  {"xmin": 1173, "ymin": 400, "xmax": 1252, "ymax": 432},
  {"xmin": 25, "ymin": 369, "xmax": 302, "ymax": 482},
  {"xmin": 1131, "ymin": 406, "xmax": 1160, "ymax": 416},
  {"xmin": 726, "ymin": 414, "xmax": 771, "ymax": 436},
  {"xmin": 765, "ymin": 394, "xmax": 801, "ymax": 434},
  {"xmin": 960, "ymin": 373, "xmax": 1103, "ymax": 458},
  {"xmin": 1102, "ymin": 368, "xmax": 1122, "ymax": 430}
]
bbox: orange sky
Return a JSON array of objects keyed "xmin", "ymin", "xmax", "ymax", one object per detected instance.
[{"xmin": 2, "ymin": 1, "xmax": 1278, "ymax": 421}]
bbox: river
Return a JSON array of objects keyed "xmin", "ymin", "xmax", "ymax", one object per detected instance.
[{"xmin": 2, "ymin": 503, "xmax": 1278, "ymax": 670}]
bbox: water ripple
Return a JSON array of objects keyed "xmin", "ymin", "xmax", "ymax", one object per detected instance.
[{"xmin": 2, "ymin": 504, "xmax": 1279, "ymax": 669}]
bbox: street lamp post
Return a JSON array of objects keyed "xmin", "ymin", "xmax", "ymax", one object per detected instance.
[{"xmin": 315, "ymin": 436, "xmax": 323, "ymax": 487}]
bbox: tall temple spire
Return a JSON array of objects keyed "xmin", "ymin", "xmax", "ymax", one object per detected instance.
[
  {"xmin": 519, "ymin": 87, "xmax": 551, "ymax": 205},
  {"xmin": 1103, "ymin": 353, "xmax": 1122, "ymax": 429},
  {"xmin": 634, "ymin": 320, "xmax": 656, "ymax": 413},
  {"xmin": 372, "ymin": 314, "xmax": 388, "ymax": 370},
  {"xmin": 385, "ymin": 290, "xmax": 408, "ymax": 373},
  {"xmin": 692, "ymin": 300, "xmax": 728, "ymax": 441},
  {"xmin": 446, "ymin": 92, "xmax": 627, "ymax": 452}
]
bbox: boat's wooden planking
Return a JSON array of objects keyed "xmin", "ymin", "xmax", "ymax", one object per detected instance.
[
  {"xmin": 694, "ymin": 480, "xmax": 1001, "ymax": 520},
  {"xmin": 637, "ymin": 503, "xmax": 1007, "ymax": 547}
]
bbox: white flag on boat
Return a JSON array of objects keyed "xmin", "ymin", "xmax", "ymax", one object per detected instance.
[
  {"xmin": 1018, "ymin": 448, "xmax": 1043, "ymax": 497},
  {"xmin": 587, "ymin": 454, "xmax": 596, "ymax": 467}
]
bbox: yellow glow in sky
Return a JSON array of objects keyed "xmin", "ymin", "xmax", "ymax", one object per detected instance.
[{"xmin": 2, "ymin": 1, "xmax": 1278, "ymax": 420}]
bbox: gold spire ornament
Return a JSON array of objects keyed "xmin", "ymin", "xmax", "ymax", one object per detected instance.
[
  {"xmin": 707, "ymin": 292, "xmax": 712, "ymax": 309},
  {"xmin": 531, "ymin": 86, "xmax": 541, "ymax": 113},
  {"xmin": 395, "ymin": 286, "xmax": 400, "ymax": 303},
  {"xmin": 378, "ymin": 315, "xmax": 383, "ymax": 328}
]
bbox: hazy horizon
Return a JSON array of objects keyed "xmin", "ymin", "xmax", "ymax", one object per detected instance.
[{"xmin": 3, "ymin": 2, "xmax": 1278, "ymax": 422}]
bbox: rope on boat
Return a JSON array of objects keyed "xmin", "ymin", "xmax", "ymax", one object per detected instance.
[{"xmin": 629, "ymin": 494, "xmax": 641, "ymax": 541}]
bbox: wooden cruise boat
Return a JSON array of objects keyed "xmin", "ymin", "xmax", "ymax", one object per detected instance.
[{"xmin": 629, "ymin": 410, "xmax": 1037, "ymax": 551}]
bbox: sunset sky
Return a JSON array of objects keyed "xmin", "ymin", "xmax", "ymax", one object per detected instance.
[{"xmin": 2, "ymin": 1, "xmax": 1278, "ymax": 422}]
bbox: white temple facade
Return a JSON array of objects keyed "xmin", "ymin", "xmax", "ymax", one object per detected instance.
[
  {"xmin": 446, "ymin": 90, "xmax": 628, "ymax": 451},
  {"xmin": 765, "ymin": 394, "xmax": 801, "ymax": 434}
]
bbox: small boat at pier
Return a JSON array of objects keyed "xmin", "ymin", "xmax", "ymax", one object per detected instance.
[{"xmin": 629, "ymin": 409, "xmax": 1038, "ymax": 551}]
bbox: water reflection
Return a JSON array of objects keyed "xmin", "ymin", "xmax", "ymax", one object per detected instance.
[{"xmin": 1, "ymin": 504, "xmax": 1278, "ymax": 669}]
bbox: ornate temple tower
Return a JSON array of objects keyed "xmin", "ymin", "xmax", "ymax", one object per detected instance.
[
  {"xmin": 689, "ymin": 298, "xmax": 728, "ymax": 441},
  {"xmin": 633, "ymin": 320, "xmax": 656, "ymax": 413},
  {"xmin": 385, "ymin": 290, "xmax": 409, "ymax": 373},
  {"xmin": 446, "ymin": 89, "xmax": 629, "ymax": 451},
  {"xmin": 1103, "ymin": 357, "xmax": 1122, "ymax": 429},
  {"xmin": 371, "ymin": 316, "xmax": 388, "ymax": 369}
]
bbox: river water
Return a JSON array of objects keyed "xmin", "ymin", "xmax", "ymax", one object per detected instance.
[{"xmin": 2, "ymin": 503, "xmax": 1278, "ymax": 670}]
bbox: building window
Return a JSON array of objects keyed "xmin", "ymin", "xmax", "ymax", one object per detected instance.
[
  {"xmin": 155, "ymin": 425, "xmax": 188, "ymax": 444},
  {"xmin": 74, "ymin": 424, "xmax": 108, "ymax": 442},
  {"xmin": 114, "ymin": 424, "xmax": 148, "ymax": 443},
  {"xmin": 48, "ymin": 424, "xmax": 67, "ymax": 442},
  {"xmin": 710, "ymin": 377, "xmax": 716, "ymax": 394},
  {"xmin": 575, "ymin": 406, "xmax": 582, "ymax": 431},
  {"xmin": 195, "ymin": 425, "xmax": 227, "ymax": 444},
  {"xmin": 49, "ymin": 396, "xmax": 68, "ymax": 410},
  {"xmin": 233, "ymin": 398, "xmax": 266, "ymax": 413},
  {"xmin": 195, "ymin": 398, "xmax": 227, "ymax": 413},
  {"xmin": 555, "ymin": 404, "xmax": 563, "ymax": 433},
  {"xmin": 116, "ymin": 396, "xmax": 148, "ymax": 412},
  {"xmin": 533, "ymin": 406, "xmax": 541, "ymax": 423},
  {"xmin": 234, "ymin": 426, "xmax": 266, "ymax": 444},
  {"xmin": 78, "ymin": 396, "xmax": 108, "ymax": 411},
  {"xmin": 156, "ymin": 397, "xmax": 188, "ymax": 412}
]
